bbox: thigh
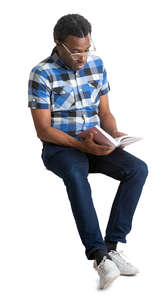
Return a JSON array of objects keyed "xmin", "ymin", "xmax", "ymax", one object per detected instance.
[
  {"xmin": 87, "ymin": 147, "xmax": 146, "ymax": 180},
  {"xmin": 41, "ymin": 143, "xmax": 89, "ymax": 178}
]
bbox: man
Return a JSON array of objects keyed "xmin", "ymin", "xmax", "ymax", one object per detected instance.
[{"xmin": 28, "ymin": 14, "xmax": 148, "ymax": 289}]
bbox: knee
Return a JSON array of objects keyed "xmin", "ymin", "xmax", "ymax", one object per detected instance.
[
  {"xmin": 136, "ymin": 160, "xmax": 148, "ymax": 180},
  {"xmin": 65, "ymin": 163, "xmax": 89, "ymax": 182}
]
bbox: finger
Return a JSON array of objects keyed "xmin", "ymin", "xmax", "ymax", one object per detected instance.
[
  {"xmin": 114, "ymin": 132, "xmax": 127, "ymax": 138},
  {"xmin": 98, "ymin": 145, "xmax": 115, "ymax": 150},
  {"xmin": 100, "ymin": 148, "xmax": 115, "ymax": 155},
  {"xmin": 85, "ymin": 132, "xmax": 94, "ymax": 140}
]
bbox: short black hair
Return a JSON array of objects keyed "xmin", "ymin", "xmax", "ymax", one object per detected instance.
[{"xmin": 53, "ymin": 13, "xmax": 92, "ymax": 43}]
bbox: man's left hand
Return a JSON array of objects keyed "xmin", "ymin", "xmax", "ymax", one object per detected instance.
[{"xmin": 112, "ymin": 131, "xmax": 128, "ymax": 149}]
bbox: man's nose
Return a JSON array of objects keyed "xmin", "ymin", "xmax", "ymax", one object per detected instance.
[{"xmin": 78, "ymin": 55, "xmax": 86, "ymax": 63}]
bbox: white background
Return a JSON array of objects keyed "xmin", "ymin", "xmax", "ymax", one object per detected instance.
[{"xmin": 0, "ymin": 0, "xmax": 167, "ymax": 298}]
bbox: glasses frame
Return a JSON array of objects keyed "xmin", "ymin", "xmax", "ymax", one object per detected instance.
[{"xmin": 60, "ymin": 35, "xmax": 96, "ymax": 60}]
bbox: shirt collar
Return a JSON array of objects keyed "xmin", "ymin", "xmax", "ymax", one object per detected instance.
[{"xmin": 51, "ymin": 48, "xmax": 73, "ymax": 71}]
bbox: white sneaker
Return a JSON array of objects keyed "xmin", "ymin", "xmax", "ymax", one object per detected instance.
[
  {"xmin": 108, "ymin": 250, "xmax": 139, "ymax": 276},
  {"xmin": 93, "ymin": 256, "xmax": 120, "ymax": 289}
]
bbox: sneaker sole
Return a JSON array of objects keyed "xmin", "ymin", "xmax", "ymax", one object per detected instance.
[
  {"xmin": 120, "ymin": 272, "xmax": 139, "ymax": 276},
  {"xmin": 101, "ymin": 274, "xmax": 120, "ymax": 289}
]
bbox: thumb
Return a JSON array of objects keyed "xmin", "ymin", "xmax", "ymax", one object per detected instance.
[{"xmin": 86, "ymin": 132, "xmax": 94, "ymax": 140}]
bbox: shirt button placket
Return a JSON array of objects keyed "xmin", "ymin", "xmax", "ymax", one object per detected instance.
[{"xmin": 75, "ymin": 71, "xmax": 86, "ymax": 129}]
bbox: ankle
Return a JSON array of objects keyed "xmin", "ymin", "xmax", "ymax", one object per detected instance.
[
  {"xmin": 105, "ymin": 241, "xmax": 118, "ymax": 252},
  {"xmin": 92, "ymin": 249, "xmax": 112, "ymax": 266}
]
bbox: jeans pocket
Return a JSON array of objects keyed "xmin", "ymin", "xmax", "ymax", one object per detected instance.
[{"xmin": 41, "ymin": 143, "xmax": 68, "ymax": 166}]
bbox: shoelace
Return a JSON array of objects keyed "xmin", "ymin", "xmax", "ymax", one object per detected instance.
[
  {"xmin": 98, "ymin": 256, "xmax": 108, "ymax": 274},
  {"xmin": 110, "ymin": 250, "xmax": 131, "ymax": 265}
]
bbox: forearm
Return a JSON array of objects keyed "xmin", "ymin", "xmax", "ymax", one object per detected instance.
[
  {"xmin": 100, "ymin": 113, "xmax": 118, "ymax": 136},
  {"xmin": 38, "ymin": 126, "xmax": 85, "ymax": 152}
]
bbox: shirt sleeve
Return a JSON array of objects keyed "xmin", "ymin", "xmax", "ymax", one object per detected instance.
[
  {"xmin": 99, "ymin": 62, "xmax": 110, "ymax": 96},
  {"xmin": 28, "ymin": 68, "xmax": 51, "ymax": 109}
]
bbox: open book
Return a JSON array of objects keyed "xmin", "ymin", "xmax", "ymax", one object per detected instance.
[{"xmin": 77, "ymin": 125, "xmax": 143, "ymax": 147}]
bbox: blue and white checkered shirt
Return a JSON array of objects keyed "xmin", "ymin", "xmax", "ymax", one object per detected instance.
[{"xmin": 28, "ymin": 50, "xmax": 110, "ymax": 140}]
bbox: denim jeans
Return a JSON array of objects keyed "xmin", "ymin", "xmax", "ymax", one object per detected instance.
[{"xmin": 41, "ymin": 142, "xmax": 148, "ymax": 260}]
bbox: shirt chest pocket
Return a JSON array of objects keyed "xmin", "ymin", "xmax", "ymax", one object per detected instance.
[
  {"xmin": 51, "ymin": 86, "xmax": 75, "ymax": 111},
  {"xmin": 87, "ymin": 80, "xmax": 102, "ymax": 103}
]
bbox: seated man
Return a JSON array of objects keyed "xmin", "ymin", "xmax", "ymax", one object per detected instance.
[{"xmin": 28, "ymin": 13, "xmax": 148, "ymax": 289}]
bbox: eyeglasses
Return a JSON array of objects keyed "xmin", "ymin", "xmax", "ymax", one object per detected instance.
[{"xmin": 60, "ymin": 35, "xmax": 96, "ymax": 60}]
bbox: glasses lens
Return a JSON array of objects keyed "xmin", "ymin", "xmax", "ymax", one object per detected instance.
[{"xmin": 72, "ymin": 52, "xmax": 90, "ymax": 60}]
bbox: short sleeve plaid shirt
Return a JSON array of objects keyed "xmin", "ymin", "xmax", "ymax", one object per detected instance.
[{"xmin": 28, "ymin": 50, "xmax": 110, "ymax": 139}]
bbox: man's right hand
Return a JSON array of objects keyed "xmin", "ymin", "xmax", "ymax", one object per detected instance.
[
  {"xmin": 80, "ymin": 132, "xmax": 115, "ymax": 156},
  {"xmin": 30, "ymin": 109, "xmax": 116, "ymax": 155}
]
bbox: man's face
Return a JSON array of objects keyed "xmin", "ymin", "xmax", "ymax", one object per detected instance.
[{"xmin": 56, "ymin": 34, "xmax": 91, "ymax": 71}]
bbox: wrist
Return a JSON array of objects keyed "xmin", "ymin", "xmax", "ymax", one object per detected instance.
[{"xmin": 68, "ymin": 137, "xmax": 86, "ymax": 152}]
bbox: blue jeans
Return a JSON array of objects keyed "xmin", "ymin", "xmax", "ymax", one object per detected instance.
[{"xmin": 41, "ymin": 143, "xmax": 148, "ymax": 260}]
